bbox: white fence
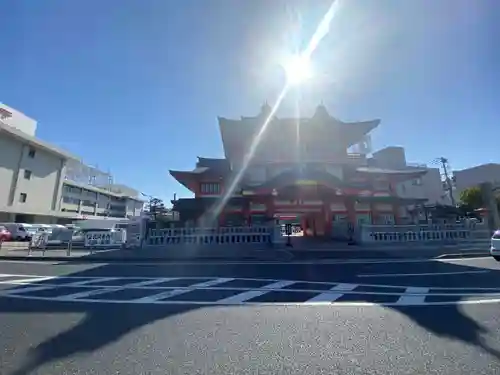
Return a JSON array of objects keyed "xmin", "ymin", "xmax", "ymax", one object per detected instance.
[
  {"xmin": 146, "ymin": 226, "xmax": 278, "ymax": 247},
  {"xmin": 359, "ymin": 223, "xmax": 490, "ymax": 244}
]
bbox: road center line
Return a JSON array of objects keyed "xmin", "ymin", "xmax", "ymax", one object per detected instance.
[{"xmin": 358, "ymin": 270, "xmax": 490, "ymax": 278}]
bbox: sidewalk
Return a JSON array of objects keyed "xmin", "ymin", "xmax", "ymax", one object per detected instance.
[
  {"xmin": 0, "ymin": 245, "xmax": 294, "ymax": 262},
  {"xmin": 0, "ymin": 243, "xmax": 491, "ymax": 263}
]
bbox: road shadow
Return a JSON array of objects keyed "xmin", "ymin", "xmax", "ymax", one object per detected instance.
[{"xmin": 1, "ymin": 256, "xmax": 500, "ymax": 374}]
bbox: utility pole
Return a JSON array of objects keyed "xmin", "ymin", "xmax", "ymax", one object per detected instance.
[{"xmin": 438, "ymin": 157, "xmax": 456, "ymax": 206}]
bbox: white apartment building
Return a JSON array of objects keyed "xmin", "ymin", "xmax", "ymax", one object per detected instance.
[
  {"xmin": 61, "ymin": 180, "xmax": 144, "ymax": 220},
  {"xmin": 368, "ymin": 146, "xmax": 449, "ymax": 206},
  {"xmin": 0, "ymin": 104, "xmax": 144, "ymax": 224}
]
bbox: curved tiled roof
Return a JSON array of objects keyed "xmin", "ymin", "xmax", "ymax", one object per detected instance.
[
  {"xmin": 218, "ymin": 112, "xmax": 380, "ymax": 162},
  {"xmin": 247, "ymin": 168, "xmax": 345, "ymax": 190}
]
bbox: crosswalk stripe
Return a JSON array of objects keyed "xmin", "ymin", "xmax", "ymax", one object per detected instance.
[
  {"xmin": 217, "ymin": 280, "xmax": 296, "ymax": 303},
  {"xmin": 133, "ymin": 278, "xmax": 234, "ymax": 303},
  {"xmin": 306, "ymin": 283, "xmax": 358, "ymax": 303},
  {"xmin": 126, "ymin": 278, "xmax": 178, "ymax": 287},
  {"xmin": 395, "ymin": 287, "xmax": 429, "ymax": 305},
  {"xmin": 192, "ymin": 278, "xmax": 235, "ymax": 287},
  {"xmin": 260, "ymin": 280, "xmax": 295, "ymax": 289},
  {"xmin": 6, "ymin": 285, "xmax": 56, "ymax": 294},
  {"xmin": 68, "ymin": 277, "xmax": 120, "ymax": 286},
  {"xmin": 58, "ymin": 287, "xmax": 123, "ymax": 300}
]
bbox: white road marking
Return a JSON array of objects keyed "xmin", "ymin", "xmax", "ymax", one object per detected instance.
[
  {"xmin": 395, "ymin": 287, "xmax": 429, "ymax": 305},
  {"xmin": 68, "ymin": 277, "xmax": 120, "ymax": 286},
  {"xmin": 2, "ymin": 273, "xmax": 500, "ymax": 290},
  {"xmin": 13, "ymin": 276, "xmax": 57, "ymax": 284},
  {"xmin": 126, "ymin": 278, "xmax": 177, "ymax": 287},
  {"xmin": 58, "ymin": 287, "xmax": 123, "ymax": 300},
  {"xmin": 3, "ymin": 273, "xmax": 500, "ymax": 307},
  {"xmin": 260, "ymin": 280, "xmax": 295, "ymax": 289},
  {"xmin": 306, "ymin": 283, "xmax": 358, "ymax": 303},
  {"xmin": 193, "ymin": 278, "xmax": 234, "ymax": 287},
  {"xmin": 4, "ymin": 291, "xmax": 500, "ymax": 307},
  {"xmin": 133, "ymin": 278, "xmax": 234, "ymax": 303},
  {"xmin": 5, "ymin": 285, "xmax": 56, "ymax": 294},
  {"xmin": 0, "ymin": 255, "xmax": 492, "ymax": 266},
  {"xmin": 358, "ymin": 270, "xmax": 490, "ymax": 278},
  {"xmin": 217, "ymin": 280, "xmax": 296, "ymax": 303}
]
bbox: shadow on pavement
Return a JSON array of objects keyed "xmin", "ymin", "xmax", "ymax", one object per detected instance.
[{"xmin": 1, "ymin": 256, "xmax": 500, "ymax": 374}]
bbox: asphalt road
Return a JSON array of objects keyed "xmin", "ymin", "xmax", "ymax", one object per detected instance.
[{"xmin": 1, "ymin": 256, "xmax": 500, "ymax": 374}]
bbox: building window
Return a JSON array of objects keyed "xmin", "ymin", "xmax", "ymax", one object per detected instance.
[
  {"xmin": 24, "ymin": 170, "xmax": 32, "ymax": 180},
  {"xmin": 63, "ymin": 196, "xmax": 80, "ymax": 205},
  {"xmin": 200, "ymin": 182, "xmax": 221, "ymax": 194},
  {"xmin": 28, "ymin": 148, "xmax": 36, "ymax": 158},
  {"xmin": 19, "ymin": 193, "xmax": 27, "ymax": 203}
]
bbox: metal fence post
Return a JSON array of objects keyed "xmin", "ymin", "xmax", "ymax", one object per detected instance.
[
  {"xmin": 28, "ymin": 237, "xmax": 33, "ymax": 256},
  {"xmin": 42, "ymin": 234, "xmax": 46, "ymax": 256},
  {"xmin": 67, "ymin": 238, "xmax": 72, "ymax": 257}
]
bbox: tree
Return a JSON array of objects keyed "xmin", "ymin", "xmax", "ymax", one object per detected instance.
[
  {"xmin": 459, "ymin": 186, "xmax": 484, "ymax": 211},
  {"xmin": 146, "ymin": 197, "xmax": 167, "ymax": 221},
  {"xmin": 459, "ymin": 186, "xmax": 500, "ymax": 216}
]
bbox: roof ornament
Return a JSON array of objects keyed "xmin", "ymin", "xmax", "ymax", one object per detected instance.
[
  {"xmin": 314, "ymin": 103, "xmax": 329, "ymax": 118},
  {"xmin": 260, "ymin": 101, "xmax": 272, "ymax": 116}
]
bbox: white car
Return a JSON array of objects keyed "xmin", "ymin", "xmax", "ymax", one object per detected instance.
[{"xmin": 490, "ymin": 230, "xmax": 500, "ymax": 261}]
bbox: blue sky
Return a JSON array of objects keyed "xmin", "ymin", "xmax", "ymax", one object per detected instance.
[{"xmin": 1, "ymin": 0, "xmax": 499, "ymax": 204}]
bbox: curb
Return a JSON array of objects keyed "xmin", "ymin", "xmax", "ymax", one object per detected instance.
[
  {"xmin": 434, "ymin": 252, "xmax": 492, "ymax": 259},
  {"xmin": 0, "ymin": 252, "xmax": 492, "ymax": 263},
  {"xmin": 0, "ymin": 255, "xmax": 291, "ymax": 263}
]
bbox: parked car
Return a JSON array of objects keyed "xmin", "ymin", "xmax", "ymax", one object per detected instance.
[
  {"xmin": 0, "ymin": 226, "xmax": 12, "ymax": 242},
  {"xmin": 0, "ymin": 223, "xmax": 31, "ymax": 241},
  {"xmin": 490, "ymin": 230, "xmax": 500, "ymax": 261}
]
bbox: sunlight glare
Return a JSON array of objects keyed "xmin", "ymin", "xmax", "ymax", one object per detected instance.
[{"xmin": 283, "ymin": 55, "xmax": 312, "ymax": 85}]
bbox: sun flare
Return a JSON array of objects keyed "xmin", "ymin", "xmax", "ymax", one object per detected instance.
[{"xmin": 283, "ymin": 55, "xmax": 312, "ymax": 85}]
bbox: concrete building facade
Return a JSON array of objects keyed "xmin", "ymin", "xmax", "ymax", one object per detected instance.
[
  {"xmin": 453, "ymin": 163, "xmax": 500, "ymax": 201},
  {"xmin": 0, "ymin": 105, "xmax": 143, "ymax": 223},
  {"xmin": 368, "ymin": 146, "xmax": 449, "ymax": 206}
]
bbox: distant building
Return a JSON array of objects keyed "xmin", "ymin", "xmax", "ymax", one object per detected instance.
[
  {"xmin": 0, "ymin": 103, "xmax": 38, "ymax": 136},
  {"xmin": 0, "ymin": 104, "xmax": 144, "ymax": 224},
  {"xmin": 368, "ymin": 146, "xmax": 449, "ymax": 206},
  {"xmin": 453, "ymin": 163, "xmax": 500, "ymax": 201}
]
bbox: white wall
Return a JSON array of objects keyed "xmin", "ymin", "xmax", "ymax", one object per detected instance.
[
  {"xmin": 453, "ymin": 163, "xmax": 500, "ymax": 201},
  {"xmin": 396, "ymin": 167, "xmax": 448, "ymax": 204},
  {"xmin": 0, "ymin": 103, "xmax": 37, "ymax": 136},
  {"xmin": 125, "ymin": 199, "xmax": 144, "ymax": 217},
  {"xmin": 372, "ymin": 146, "xmax": 407, "ymax": 169},
  {"xmin": 0, "ymin": 132, "xmax": 65, "ymax": 214}
]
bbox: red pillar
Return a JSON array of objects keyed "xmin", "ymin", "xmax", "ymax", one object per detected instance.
[
  {"xmin": 392, "ymin": 203, "xmax": 401, "ymax": 224},
  {"xmin": 345, "ymin": 198, "xmax": 356, "ymax": 225},
  {"xmin": 218, "ymin": 212, "xmax": 226, "ymax": 227},
  {"xmin": 243, "ymin": 200, "xmax": 251, "ymax": 226},
  {"xmin": 266, "ymin": 195, "xmax": 275, "ymax": 221},
  {"xmin": 323, "ymin": 200, "xmax": 332, "ymax": 237},
  {"xmin": 370, "ymin": 202, "xmax": 378, "ymax": 225}
]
